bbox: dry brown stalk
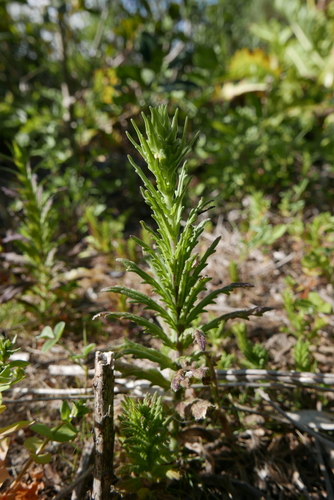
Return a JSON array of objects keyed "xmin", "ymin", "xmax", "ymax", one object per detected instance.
[{"xmin": 92, "ymin": 351, "xmax": 115, "ymax": 500}]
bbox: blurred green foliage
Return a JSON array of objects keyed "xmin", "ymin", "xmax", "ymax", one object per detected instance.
[{"xmin": 2, "ymin": 0, "xmax": 333, "ymax": 220}]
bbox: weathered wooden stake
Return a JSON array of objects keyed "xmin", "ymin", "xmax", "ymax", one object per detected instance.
[{"xmin": 92, "ymin": 351, "xmax": 115, "ymax": 500}]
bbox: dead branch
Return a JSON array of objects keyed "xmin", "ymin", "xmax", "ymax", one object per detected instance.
[{"xmin": 92, "ymin": 351, "xmax": 115, "ymax": 500}]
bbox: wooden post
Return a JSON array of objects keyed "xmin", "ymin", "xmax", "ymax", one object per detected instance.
[{"xmin": 92, "ymin": 351, "xmax": 115, "ymax": 500}]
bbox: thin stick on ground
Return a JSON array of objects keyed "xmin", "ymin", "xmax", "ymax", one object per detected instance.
[
  {"xmin": 257, "ymin": 389, "xmax": 334, "ymax": 450},
  {"xmin": 71, "ymin": 438, "xmax": 94, "ymax": 500},
  {"xmin": 53, "ymin": 465, "xmax": 94, "ymax": 500},
  {"xmin": 314, "ymin": 439, "xmax": 334, "ymax": 500}
]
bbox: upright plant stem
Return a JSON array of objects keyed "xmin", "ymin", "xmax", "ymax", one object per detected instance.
[{"xmin": 206, "ymin": 353, "xmax": 233, "ymax": 439}]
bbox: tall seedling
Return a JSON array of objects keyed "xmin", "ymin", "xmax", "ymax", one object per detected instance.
[
  {"xmin": 95, "ymin": 106, "xmax": 268, "ymax": 396},
  {"xmin": 3, "ymin": 145, "xmax": 62, "ymax": 321}
]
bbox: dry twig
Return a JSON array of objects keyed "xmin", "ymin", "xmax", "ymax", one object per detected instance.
[
  {"xmin": 53, "ymin": 465, "xmax": 94, "ymax": 500},
  {"xmin": 314, "ymin": 439, "xmax": 334, "ymax": 500}
]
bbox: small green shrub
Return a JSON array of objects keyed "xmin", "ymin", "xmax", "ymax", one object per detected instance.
[
  {"xmin": 37, "ymin": 322, "xmax": 95, "ymax": 389},
  {"xmin": 0, "ymin": 335, "xmax": 28, "ymax": 399},
  {"xmin": 241, "ymin": 191, "xmax": 287, "ymax": 256},
  {"xmin": 3, "ymin": 145, "xmax": 65, "ymax": 321},
  {"xmin": 232, "ymin": 322, "xmax": 269, "ymax": 369},
  {"xmin": 281, "ymin": 285, "xmax": 331, "ymax": 340},
  {"xmin": 293, "ymin": 337, "xmax": 316, "ymax": 373},
  {"xmin": 301, "ymin": 212, "xmax": 334, "ymax": 281},
  {"xmin": 117, "ymin": 393, "xmax": 176, "ymax": 481}
]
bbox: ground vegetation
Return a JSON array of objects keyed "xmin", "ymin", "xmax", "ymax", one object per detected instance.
[{"xmin": 1, "ymin": 0, "xmax": 334, "ymax": 498}]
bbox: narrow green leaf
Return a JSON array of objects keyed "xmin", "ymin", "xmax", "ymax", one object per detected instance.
[
  {"xmin": 202, "ymin": 306, "xmax": 272, "ymax": 332},
  {"xmin": 269, "ymin": 224, "xmax": 287, "ymax": 242},
  {"xmin": 121, "ymin": 340, "xmax": 177, "ymax": 369},
  {"xmin": 81, "ymin": 343, "xmax": 96, "ymax": 357},
  {"xmin": 115, "ymin": 360, "xmax": 170, "ymax": 390},
  {"xmin": 60, "ymin": 400, "xmax": 71, "ymax": 421},
  {"xmin": 190, "ymin": 237, "xmax": 221, "ymax": 281},
  {"xmin": 7, "ymin": 360, "xmax": 29, "ymax": 368},
  {"xmin": 101, "ymin": 286, "xmax": 175, "ymax": 326},
  {"xmin": 117, "ymin": 258, "xmax": 172, "ymax": 302},
  {"xmin": 0, "ymin": 421, "xmax": 32, "ymax": 437},
  {"xmin": 185, "ymin": 283, "xmax": 254, "ymax": 325},
  {"xmin": 179, "ymin": 275, "xmax": 211, "ymax": 322},
  {"xmin": 94, "ymin": 311, "xmax": 175, "ymax": 348},
  {"xmin": 127, "ymin": 156, "xmax": 157, "ymax": 197}
]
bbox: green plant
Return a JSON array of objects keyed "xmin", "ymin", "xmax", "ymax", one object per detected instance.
[
  {"xmin": 2, "ymin": 145, "xmax": 65, "ymax": 321},
  {"xmin": 281, "ymin": 284, "xmax": 331, "ymax": 340},
  {"xmin": 281, "ymin": 281, "xmax": 331, "ymax": 374},
  {"xmin": 4, "ymin": 399, "xmax": 89, "ymax": 494},
  {"xmin": 0, "ymin": 337, "xmax": 31, "ymax": 487},
  {"xmin": 198, "ymin": 0, "xmax": 334, "ymax": 207},
  {"xmin": 301, "ymin": 212, "xmax": 334, "ymax": 281},
  {"xmin": 95, "ymin": 106, "xmax": 269, "ymax": 392},
  {"xmin": 216, "ymin": 351, "xmax": 235, "ymax": 370},
  {"xmin": 94, "ymin": 107, "xmax": 271, "ymax": 491},
  {"xmin": 117, "ymin": 393, "xmax": 176, "ymax": 492},
  {"xmin": 205, "ymin": 318, "xmax": 226, "ymax": 349},
  {"xmin": 0, "ymin": 335, "xmax": 28, "ymax": 409},
  {"xmin": 0, "ymin": 335, "xmax": 89, "ymax": 491},
  {"xmin": 240, "ymin": 191, "xmax": 287, "ymax": 256},
  {"xmin": 278, "ymin": 179, "xmax": 308, "ymax": 218},
  {"xmin": 36, "ymin": 321, "xmax": 66, "ymax": 352},
  {"xmin": 37, "ymin": 322, "xmax": 95, "ymax": 390},
  {"xmin": 232, "ymin": 322, "xmax": 269, "ymax": 369},
  {"xmin": 293, "ymin": 337, "xmax": 316, "ymax": 372}
]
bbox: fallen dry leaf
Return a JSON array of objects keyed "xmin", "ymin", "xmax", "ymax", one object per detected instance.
[
  {"xmin": 0, "ymin": 438, "xmax": 9, "ymax": 462},
  {"xmin": 193, "ymin": 329, "xmax": 206, "ymax": 351},
  {"xmin": 176, "ymin": 397, "xmax": 215, "ymax": 420},
  {"xmin": 0, "ymin": 479, "xmax": 45, "ymax": 500},
  {"xmin": 0, "ymin": 438, "xmax": 10, "ymax": 487}
]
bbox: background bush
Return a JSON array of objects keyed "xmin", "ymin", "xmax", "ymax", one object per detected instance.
[{"xmin": 2, "ymin": 0, "xmax": 334, "ymax": 230}]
